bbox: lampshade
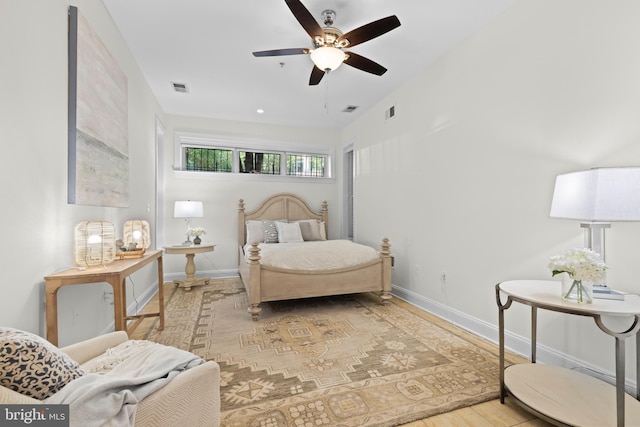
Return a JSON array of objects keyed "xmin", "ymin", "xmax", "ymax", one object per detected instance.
[
  {"xmin": 74, "ymin": 221, "xmax": 116, "ymax": 267},
  {"xmin": 549, "ymin": 167, "xmax": 640, "ymax": 221},
  {"xmin": 174, "ymin": 201, "xmax": 204, "ymax": 219},
  {"xmin": 123, "ymin": 220, "xmax": 150, "ymax": 249},
  {"xmin": 310, "ymin": 47, "xmax": 346, "ymax": 71}
]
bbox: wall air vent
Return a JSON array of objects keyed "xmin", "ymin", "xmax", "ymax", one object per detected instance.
[
  {"xmin": 342, "ymin": 105, "xmax": 359, "ymax": 113},
  {"xmin": 171, "ymin": 82, "xmax": 189, "ymax": 93},
  {"xmin": 385, "ymin": 105, "xmax": 395, "ymax": 119}
]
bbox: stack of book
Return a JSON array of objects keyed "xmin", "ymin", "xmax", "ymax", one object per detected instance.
[{"xmin": 592, "ymin": 286, "xmax": 625, "ymax": 300}]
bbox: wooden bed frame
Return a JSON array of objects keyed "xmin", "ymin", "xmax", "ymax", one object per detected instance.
[{"xmin": 238, "ymin": 193, "xmax": 392, "ymax": 320}]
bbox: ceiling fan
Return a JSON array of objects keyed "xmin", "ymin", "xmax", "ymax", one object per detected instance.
[{"xmin": 252, "ymin": 0, "xmax": 401, "ymax": 85}]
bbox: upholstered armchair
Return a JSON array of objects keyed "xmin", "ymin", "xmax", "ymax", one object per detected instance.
[{"xmin": 0, "ymin": 330, "xmax": 220, "ymax": 427}]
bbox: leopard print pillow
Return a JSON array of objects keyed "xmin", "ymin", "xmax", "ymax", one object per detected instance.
[
  {"xmin": 262, "ymin": 220, "xmax": 280, "ymax": 243},
  {"xmin": 0, "ymin": 327, "xmax": 84, "ymax": 399}
]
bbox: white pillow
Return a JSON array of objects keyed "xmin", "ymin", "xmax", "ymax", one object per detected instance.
[
  {"xmin": 295, "ymin": 220, "xmax": 324, "ymax": 241},
  {"xmin": 246, "ymin": 220, "xmax": 264, "ymax": 244},
  {"xmin": 276, "ymin": 222, "xmax": 304, "ymax": 243}
]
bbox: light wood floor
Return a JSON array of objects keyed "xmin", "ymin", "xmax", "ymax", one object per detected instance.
[
  {"xmin": 129, "ymin": 279, "xmax": 555, "ymax": 427},
  {"xmin": 399, "ymin": 399, "xmax": 554, "ymax": 427}
]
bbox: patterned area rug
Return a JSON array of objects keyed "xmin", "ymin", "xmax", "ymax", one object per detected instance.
[{"xmin": 144, "ymin": 280, "xmax": 516, "ymax": 426}]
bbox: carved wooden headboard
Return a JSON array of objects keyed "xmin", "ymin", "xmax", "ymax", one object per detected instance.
[{"xmin": 238, "ymin": 193, "xmax": 329, "ymax": 246}]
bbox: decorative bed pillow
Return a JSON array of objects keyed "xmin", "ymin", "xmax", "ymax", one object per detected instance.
[
  {"xmin": 295, "ymin": 220, "xmax": 324, "ymax": 241},
  {"xmin": 0, "ymin": 327, "xmax": 84, "ymax": 400},
  {"xmin": 276, "ymin": 222, "xmax": 304, "ymax": 243},
  {"xmin": 246, "ymin": 220, "xmax": 265, "ymax": 244},
  {"xmin": 318, "ymin": 221, "xmax": 327, "ymax": 240},
  {"xmin": 262, "ymin": 220, "xmax": 280, "ymax": 243}
]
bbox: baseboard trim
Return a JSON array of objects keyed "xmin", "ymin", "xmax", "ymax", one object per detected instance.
[
  {"xmin": 162, "ymin": 268, "xmax": 239, "ymax": 283},
  {"xmin": 391, "ymin": 284, "xmax": 636, "ymax": 394}
]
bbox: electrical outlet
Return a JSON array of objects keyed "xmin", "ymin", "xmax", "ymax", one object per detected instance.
[{"xmin": 103, "ymin": 291, "xmax": 114, "ymax": 305}]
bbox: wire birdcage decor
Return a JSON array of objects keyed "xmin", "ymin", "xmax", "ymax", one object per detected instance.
[
  {"xmin": 123, "ymin": 220, "xmax": 151, "ymax": 249},
  {"xmin": 74, "ymin": 221, "xmax": 116, "ymax": 267}
]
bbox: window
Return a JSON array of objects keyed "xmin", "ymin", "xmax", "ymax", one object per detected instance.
[
  {"xmin": 185, "ymin": 147, "xmax": 232, "ymax": 172},
  {"xmin": 286, "ymin": 154, "xmax": 325, "ymax": 177},
  {"xmin": 239, "ymin": 151, "xmax": 281, "ymax": 174},
  {"xmin": 175, "ymin": 132, "xmax": 333, "ymax": 179}
]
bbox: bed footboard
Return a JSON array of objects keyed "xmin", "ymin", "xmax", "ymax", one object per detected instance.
[{"xmin": 239, "ymin": 238, "xmax": 392, "ymax": 320}]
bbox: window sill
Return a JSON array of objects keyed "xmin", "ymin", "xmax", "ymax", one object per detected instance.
[{"xmin": 173, "ymin": 169, "xmax": 335, "ymax": 184}]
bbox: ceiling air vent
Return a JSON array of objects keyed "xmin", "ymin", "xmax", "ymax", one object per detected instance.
[
  {"xmin": 171, "ymin": 82, "xmax": 189, "ymax": 93},
  {"xmin": 342, "ymin": 105, "xmax": 358, "ymax": 113}
]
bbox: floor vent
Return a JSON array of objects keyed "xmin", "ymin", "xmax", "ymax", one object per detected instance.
[{"xmin": 342, "ymin": 105, "xmax": 358, "ymax": 113}]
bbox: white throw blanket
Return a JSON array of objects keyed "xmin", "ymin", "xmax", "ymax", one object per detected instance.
[
  {"xmin": 45, "ymin": 341, "xmax": 204, "ymax": 427},
  {"xmin": 244, "ymin": 240, "xmax": 380, "ymax": 270}
]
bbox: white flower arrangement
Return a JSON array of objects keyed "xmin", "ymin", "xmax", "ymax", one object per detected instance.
[
  {"xmin": 548, "ymin": 248, "xmax": 607, "ymax": 283},
  {"xmin": 187, "ymin": 227, "xmax": 207, "ymax": 237}
]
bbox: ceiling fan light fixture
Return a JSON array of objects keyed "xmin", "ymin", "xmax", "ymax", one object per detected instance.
[
  {"xmin": 310, "ymin": 46, "xmax": 346, "ymax": 71},
  {"xmin": 251, "ymin": 2, "xmax": 401, "ymax": 85}
]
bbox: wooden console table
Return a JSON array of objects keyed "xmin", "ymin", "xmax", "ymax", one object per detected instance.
[
  {"xmin": 45, "ymin": 250, "xmax": 164, "ymax": 346},
  {"xmin": 497, "ymin": 280, "xmax": 640, "ymax": 427}
]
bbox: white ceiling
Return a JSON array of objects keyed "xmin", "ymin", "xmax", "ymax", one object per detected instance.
[{"xmin": 102, "ymin": 0, "xmax": 515, "ymax": 129}]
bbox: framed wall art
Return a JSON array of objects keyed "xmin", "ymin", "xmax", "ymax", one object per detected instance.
[{"xmin": 68, "ymin": 6, "xmax": 129, "ymax": 207}]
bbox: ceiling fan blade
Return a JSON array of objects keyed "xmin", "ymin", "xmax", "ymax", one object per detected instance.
[
  {"xmin": 309, "ymin": 65, "xmax": 325, "ymax": 85},
  {"xmin": 337, "ymin": 15, "xmax": 401, "ymax": 48},
  {"xmin": 285, "ymin": 0, "xmax": 324, "ymax": 40},
  {"xmin": 253, "ymin": 48, "xmax": 310, "ymax": 57},
  {"xmin": 344, "ymin": 52, "xmax": 387, "ymax": 76}
]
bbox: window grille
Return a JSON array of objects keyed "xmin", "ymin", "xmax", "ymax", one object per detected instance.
[
  {"xmin": 185, "ymin": 147, "xmax": 232, "ymax": 172},
  {"xmin": 239, "ymin": 151, "xmax": 281, "ymax": 174},
  {"xmin": 286, "ymin": 154, "xmax": 326, "ymax": 177}
]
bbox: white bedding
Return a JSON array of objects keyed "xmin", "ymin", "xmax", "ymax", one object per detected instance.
[{"xmin": 244, "ymin": 239, "xmax": 380, "ymax": 270}]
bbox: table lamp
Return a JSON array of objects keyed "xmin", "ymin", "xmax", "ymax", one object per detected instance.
[
  {"xmin": 549, "ymin": 166, "xmax": 640, "ymax": 269},
  {"xmin": 123, "ymin": 220, "xmax": 150, "ymax": 249},
  {"xmin": 174, "ymin": 200, "xmax": 203, "ymax": 244},
  {"xmin": 74, "ymin": 221, "xmax": 116, "ymax": 267}
]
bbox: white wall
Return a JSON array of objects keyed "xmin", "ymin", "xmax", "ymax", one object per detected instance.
[
  {"xmin": 158, "ymin": 115, "xmax": 341, "ymax": 277},
  {"xmin": 342, "ymin": 0, "xmax": 640, "ymax": 383},
  {"xmin": 0, "ymin": 0, "xmax": 163, "ymax": 346}
]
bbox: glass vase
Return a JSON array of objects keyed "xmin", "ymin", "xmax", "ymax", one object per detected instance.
[
  {"xmin": 561, "ymin": 273, "xmax": 592, "ymax": 304},
  {"xmin": 193, "ymin": 235, "xmax": 201, "ymax": 245}
]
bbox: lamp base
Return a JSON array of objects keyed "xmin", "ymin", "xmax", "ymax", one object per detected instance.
[
  {"xmin": 182, "ymin": 219, "xmax": 192, "ymax": 245},
  {"xmin": 580, "ymin": 222, "xmax": 610, "ymax": 262}
]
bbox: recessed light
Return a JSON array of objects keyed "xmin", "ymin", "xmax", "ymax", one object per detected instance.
[{"xmin": 256, "ymin": 109, "xmax": 264, "ymax": 114}]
